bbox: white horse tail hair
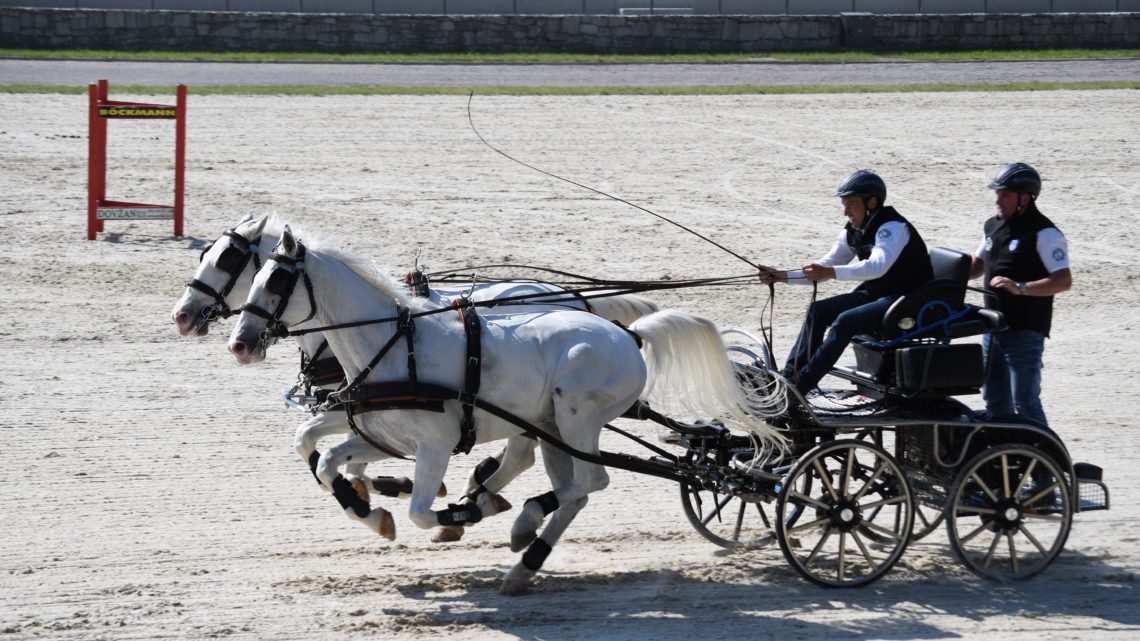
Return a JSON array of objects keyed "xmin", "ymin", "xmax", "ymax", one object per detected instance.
[
  {"xmin": 630, "ymin": 310, "xmax": 787, "ymax": 456},
  {"xmin": 587, "ymin": 292, "xmax": 661, "ymax": 327}
]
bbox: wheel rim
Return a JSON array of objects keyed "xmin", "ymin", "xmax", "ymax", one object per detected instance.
[
  {"xmin": 680, "ymin": 481, "xmax": 775, "ymax": 548},
  {"xmin": 947, "ymin": 445, "xmax": 1072, "ymax": 581},
  {"xmin": 776, "ymin": 440, "xmax": 913, "ymax": 588}
]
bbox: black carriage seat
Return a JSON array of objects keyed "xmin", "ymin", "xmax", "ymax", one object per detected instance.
[
  {"xmin": 878, "ymin": 247, "xmax": 1005, "ymax": 342},
  {"xmin": 835, "ymin": 247, "xmax": 1007, "ymax": 398}
]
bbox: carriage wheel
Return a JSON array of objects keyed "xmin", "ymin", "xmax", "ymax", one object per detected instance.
[
  {"xmin": 680, "ymin": 454, "xmax": 811, "ymax": 549},
  {"xmin": 775, "ymin": 439, "xmax": 914, "ymax": 588},
  {"xmin": 680, "ymin": 481, "xmax": 776, "ymax": 549},
  {"xmin": 946, "ymin": 444, "xmax": 1072, "ymax": 581}
]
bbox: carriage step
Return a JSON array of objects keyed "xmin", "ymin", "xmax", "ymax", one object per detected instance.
[{"xmin": 1078, "ymin": 477, "xmax": 1110, "ymax": 512}]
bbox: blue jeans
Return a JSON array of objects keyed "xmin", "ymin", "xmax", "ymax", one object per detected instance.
[
  {"xmin": 783, "ymin": 291, "xmax": 899, "ymax": 394},
  {"xmin": 982, "ymin": 330, "xmax": 1048, "ymax": 427}
]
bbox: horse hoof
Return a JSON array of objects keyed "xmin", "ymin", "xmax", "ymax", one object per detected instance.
[
  {"xmin": 378, "ymin": 510, "xmax": 396, "ymax": 541},
  {"xmin": 437, "ymin": 482, "xmax": 447, "ymax": 498},
  {"xmin": 499, "ymin": 565, "xmax": 534, "ymax": 596},
  {"xmin": 510, "ymin": 530, "xmax": 537, "ymax": 553},
  {"xmin": 432, "ymin": 526, "xmax": 464, "ymax": 543},
  {"xmin": 491, "ymin": 493, "xmax": 513, "ymax": 513}
]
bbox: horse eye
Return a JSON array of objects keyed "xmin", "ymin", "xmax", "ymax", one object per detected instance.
[
  {"xmin": 266, "ymin": 268, "xmax": 292, "ymax": 296},
  {"xmin": 215, "ymin": 247, "xmax": 245, "ymax": 274}
]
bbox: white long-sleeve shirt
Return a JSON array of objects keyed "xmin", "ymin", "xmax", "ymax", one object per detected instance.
[{"xmin": 785, "ymin": 220, "xmax": 911, "ymax": 285}]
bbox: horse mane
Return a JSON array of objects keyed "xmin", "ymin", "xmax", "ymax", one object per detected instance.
[{"xmin": 257, "ymin": 214, "xmax": 413, "ymax": 308}]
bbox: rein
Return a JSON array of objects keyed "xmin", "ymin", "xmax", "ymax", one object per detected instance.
[
  {"xmin": 466, "ymin": 92, "xmax": 759, "ymax": 271},
  {"xmin": 283, "ymin": 273, "xmax": 757, "ymax": 338}
]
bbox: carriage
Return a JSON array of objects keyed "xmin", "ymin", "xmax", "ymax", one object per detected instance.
[
  {"xmin": 179, "ymin": 216, "xmax": 1109, "ymax": 593},
  {"xmin": 614, "ymin": 246, "xmax": 1110, "ymax": 587}
]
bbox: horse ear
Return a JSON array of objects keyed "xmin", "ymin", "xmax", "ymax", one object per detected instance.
[
  {"xmin": 280, "ymin": 225, "xmax": 298, "ymax": 256},
  {"xmin": 252, "ymin": 214, "xmax": 269, "ymax": 238},
  {"xmin": 239, "ymin": 211, "xmax": 256, "ymax": 224}
]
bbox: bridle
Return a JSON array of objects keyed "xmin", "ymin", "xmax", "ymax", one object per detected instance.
[
  {"xmin": 237, "ymin": 244, "xmax": 317, "ymax": 356},
  {"xmin": 184, "ymin": 229, "xmax": 262, "ymax": 334}
]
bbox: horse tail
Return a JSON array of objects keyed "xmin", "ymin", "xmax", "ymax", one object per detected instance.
[
  {"xmin": 587, "ymin": 292, "xmax": 660, "ymax": 326},
  {"xmin": 629, "ymin": 310, "xmax": 787, "ymax": 456}
]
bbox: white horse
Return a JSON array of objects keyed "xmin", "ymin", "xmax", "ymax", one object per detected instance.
[
  {"xmin": 171, "ymin": 213, "xmax": 660, "ymax": 541},
  {"xmin": 226, "ymin": 225, "xmax": 785, "ymax": 595}
]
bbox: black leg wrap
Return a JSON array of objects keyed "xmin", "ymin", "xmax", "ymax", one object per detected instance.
[
  {"xmin": 526, "ymin": 491, "xmax": 560, "ymax": 517},
  {"xmin": 371, "ymin": 476, "xmax": 414, "ymax": 498},
  {"xmin": 331, "ymin": 475, "xmax": 371, "ymax": 518},
  {"xmin": 307, "ymin": 450, "xmax": 321, "ymax": 480},
  {"xmin": 435, "ymin": 503, "xmax": 483, "ymax": 527},
  {"xmin": 473, "ymin": 456, "xmax": 501, "ymax": 485},
  {"xmin": 522, "ymin": 538, "xmax": 553, "ymax": 572},
  {"xmin": 465, "ymin": 483, "xmax": 488, "ymax": 502}
]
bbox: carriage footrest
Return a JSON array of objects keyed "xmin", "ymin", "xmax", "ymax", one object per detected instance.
[{"xmin": 1078, "ymin": 477, "xmax": 1110, "ymax": 512}]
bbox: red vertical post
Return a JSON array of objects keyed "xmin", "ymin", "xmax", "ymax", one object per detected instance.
[
  {"xmin": 173, "ymin": 84, "xmax": 187, "ymax": 238},
  {"xmin": 87, "ymin": 80, "xmax": 109, "ymax": 240}
]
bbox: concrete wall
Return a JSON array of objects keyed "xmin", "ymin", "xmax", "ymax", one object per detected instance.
[
  {"xmin": 2, "ymin": 7, "xmax": 1138, "ymax": 52},
  {"xmin": 0, "ymin": 0, "xmax": 1138, "ymax": 13}
]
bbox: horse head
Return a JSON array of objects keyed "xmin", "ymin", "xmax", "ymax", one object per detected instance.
[
  {"xmin": 171, "ymin": 212, "xmax": 268, "ymax": 336},
  {"xmin": 228, "ymin": 225, "xmax": 315, "ymax": 364}
]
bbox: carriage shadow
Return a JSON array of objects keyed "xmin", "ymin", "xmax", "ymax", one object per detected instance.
[{"xmin": 373, "ymin": 546, "xmax": 1137, "ymax": 639}]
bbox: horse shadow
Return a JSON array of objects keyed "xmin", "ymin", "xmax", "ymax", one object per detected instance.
[{"xmin": 370, "ymin": 545, "xmax": 1138, "ymax": 639}]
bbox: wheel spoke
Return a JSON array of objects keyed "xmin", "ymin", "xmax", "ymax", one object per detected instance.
[
  {"xmin": 789, "ymin": 489, "xmax": 831, "ymax": 512},
  {"xmin": 1019, "ymin": 522, "xmax": 1050, "ymax": 556},
  {"xmin": 955, "ymin": 505, "xmax": 997, "ymax": 516},
  {"xmin": 861, "ymin": 520, "xmax": 904, "ymax": 543},
  {"xmin": 756, "ymin": 502, "xmax": 772, "ymax": 529},
  {"xmin": 983, "ymin": 530, "xmax": 1002, "ymax": 568},
  {"xmin": 1001, "ymin": 454, "xmax": 1012, "ymax": 499},
  {"xmin": 700, "ymin": 493, "xmax": 735, "ymax": 527},
  {"xmin": 814, "ymin": 459, "xmax": 839, "ymax": 501},
  {"xmin": 860, "ymin": 494, "xmax": 908, "ymax": 512},
  {"xmin": 838, "ymin": 531, "xmax": 848, "ymax": 581},
  {"xmin": 1007, "ymin": 533, "xmax": 1020, "ymax": 575},
  {"xmin": 1013, "ymin": 458, "xmax": 1038, "ymax": 498},
  {"xmin": 732, "ymin": 500, "xmax": 746, "ymax": 542},
  {"xmin": 787, "ymin": 515, "xmax": 831, "ymax": 535},
  {"xmin": 805, "ymin": 524, "xmax": 834, "ymax": 565},
  {"xmin": 851, "ymin": 529, "xmax": 876, "ymax": 567},
  {"xmin": 842, "ymin": 450, "xmax": 855, "ymax": 500},
  {"xmin": 970, "ymin": 471, "xmax": 999, "ymax": 503},
  {"xmin": 1024, "ymin": 483, "xmax": 1061, "ymax": 508},
  {"xmin": 959, "ymin": 521, "xmax": 990, "ymax": 545},
  {"xmin": 852, "ymin": 463, "xmax": 887, "ymax": 502}
]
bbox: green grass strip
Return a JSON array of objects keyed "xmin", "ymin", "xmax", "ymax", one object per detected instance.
[
  {"xmin": 2, "ymin": 81, "xmax": 1138, "ymax": 96},
  {"xmin": 2, "ymin": 47, "xmax": 1139, "ymax": 64}
]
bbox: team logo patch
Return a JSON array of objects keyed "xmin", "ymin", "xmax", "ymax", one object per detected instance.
[
  {"xmin": 1009, "ymin": 239, "xmax": 1020, "ymax": 251},
  {"xmin": 1053, "ymin": 247, "xmax": 1066, "ymax": 262},
  {"xmin": 877, "ymin": 228, "xmax": 892, "ymax": 241},
  {"xmin": 984, "ymin": 237, "xmax": 993, "ymax": 251}
]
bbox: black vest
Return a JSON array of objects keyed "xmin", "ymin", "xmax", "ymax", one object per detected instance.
[
  {"xmin": 982, "ymin": 204, "xmax": 1058, "ymax": 335},
  {"xmin": 845, "ymin": 206, "xmax": 933, "ymax": 298}
]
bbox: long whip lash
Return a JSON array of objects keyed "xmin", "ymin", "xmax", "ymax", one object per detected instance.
[{"xmin": 465, "ymin": 92, "xmax": 759, "ymax": 270}]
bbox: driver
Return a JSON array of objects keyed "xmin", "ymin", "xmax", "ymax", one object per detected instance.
[{"xmin": 759, "ymin": 170, "xmax": 933, "ymax": 396}]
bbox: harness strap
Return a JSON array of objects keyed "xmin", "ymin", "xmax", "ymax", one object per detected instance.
[
  {"xmin": 612, "ymin": 320, "xmax": 642, "ymax": 348},
  {"xmin": 455, "ymin": 303, "xmax": 482, "ymax": 455}
]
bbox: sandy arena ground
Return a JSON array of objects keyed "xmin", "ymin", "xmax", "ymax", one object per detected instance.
[{"xmin": 2, "ymin": 90, "xmax": 1139, "ymax": 639}]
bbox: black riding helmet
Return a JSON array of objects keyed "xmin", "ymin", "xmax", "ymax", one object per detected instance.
[
  {"xmin": 987, "ymin": 162, "xmax": 1041, "ymax": 198},
  {"xmin": 835, "ymin": 169, "xmax": 887, "ymax": 209}
]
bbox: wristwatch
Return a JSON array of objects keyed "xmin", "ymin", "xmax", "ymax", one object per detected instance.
[{"xmin": 1016, "ymin": 281, "xmax": 1028, "ymax": 295}]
